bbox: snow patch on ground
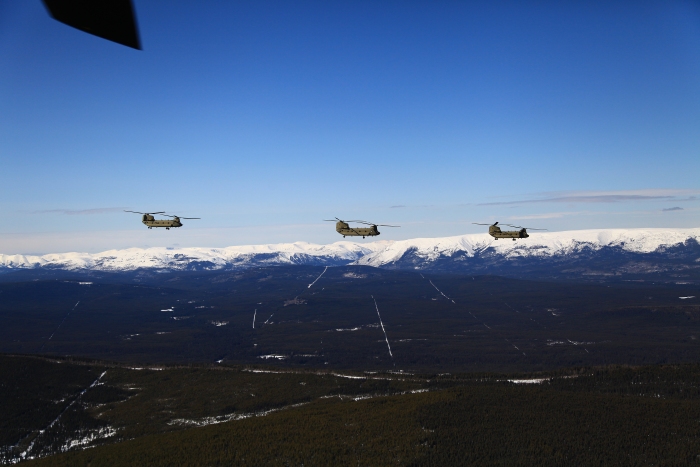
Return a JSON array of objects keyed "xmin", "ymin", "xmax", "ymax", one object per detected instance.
[
  {"xmin": 60, "ymin": 427, "xmax": 117, "ymax": 452},
  {"xmin": 343, "ymin": 272, "xmax": 367, "ymax": 278},
  {"xmin": 508, "ymin": 378, "xmax": 549, "ymax": 384},
  {"xmin": 169, "ymin": 403, "xmax": 309, "ymax": 428}
]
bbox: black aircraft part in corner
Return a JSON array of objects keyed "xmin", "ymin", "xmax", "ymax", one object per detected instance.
[{"xmin": 42, "ymin": 0, "xmax": 141, "ymax": 50}]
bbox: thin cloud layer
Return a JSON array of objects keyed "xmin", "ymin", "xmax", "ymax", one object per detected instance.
[
  {"xmin": 479, "ymin": 190, "xmax": 700, "ymax": 206},
  {"xmin": 480, "ymin": 195, "xmax": 673, "ymax": 206},
  {"xmin": 509, "ymin": 212, "xmax": 575, "ymax": 220},
  {"xmin": 34, "ymin": 207, "xmax": 128, "ymax": 215}
]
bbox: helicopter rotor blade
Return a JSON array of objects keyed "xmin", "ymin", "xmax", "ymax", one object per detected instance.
[
  {"xmin": 346, "ymin": 220, "xmax": 399, "ymax": 227},
  {"xmin": 472, "ymin": 222, "xmax": 493, "ymax": 226},
  {"xmin": 124, "ymin": 210, "xmax": 165, "ymax": 215},
  {"xmin": 159, "ymin": 214, "xmax": 200, "ymax": 219},
  {"xmin": 505, "ymin": 223, "xmax": 547, "ymax": 230},
  {"xmin": 325, "ymin": 218, "xmax": 398, "ymax": 231}
]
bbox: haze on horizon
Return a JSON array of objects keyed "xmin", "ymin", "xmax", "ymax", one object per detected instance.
[{"xmin": 1, "ymin": 1, "xmax": 699, "ymax": 254}]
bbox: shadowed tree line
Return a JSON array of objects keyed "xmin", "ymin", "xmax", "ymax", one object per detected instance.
[{"xmin": 1, "ymin": 355, "xmax": 699, "ymax": 465}]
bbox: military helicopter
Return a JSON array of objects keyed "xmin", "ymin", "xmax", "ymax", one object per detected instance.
[
  {"xmin": 125, "ymin": 211, "xmax": 200, "ymax": 230},
  {"xmin": 473, "ymin": 222, "xmax": 546, "ymax": 241},
  {"xmin": 324, "ymin": 218, "xmax": 399, "ymax": 238}
]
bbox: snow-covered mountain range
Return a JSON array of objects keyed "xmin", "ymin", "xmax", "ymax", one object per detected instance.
[
  {"xmin": 0, "ymin": 241, "xmax": 387, "ymax": 272},
  {"xmin": 355, "ymin": 228, "xmax": 700, "ymax": 266},
  {"xmin": 2, "ymin": 228, "xmax": 700, "ymax": 279}
]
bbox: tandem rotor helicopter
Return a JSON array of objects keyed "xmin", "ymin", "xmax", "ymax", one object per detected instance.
[
  {"xmin": 125, "ymin": 211, "xmax": 200, "ymax": 230},
  {"xmin": 473, "ymin": 222, "xmax": 546, "ymax": 241},
  {"xmin": 325, "ymin": 218, "xmax": 399, "ymax": 238}
]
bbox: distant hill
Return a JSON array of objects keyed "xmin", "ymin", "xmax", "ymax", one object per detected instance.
[{"xmin": 2, "ymin": 228, "xmax": 700, "ymax": 281}]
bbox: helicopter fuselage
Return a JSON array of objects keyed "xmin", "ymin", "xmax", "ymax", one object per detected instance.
[
  {"xmin": 335, "ymin": 221, "xmax": 380, "ymax": 238},
  {"xmin": 489, "ymin": 225, "xmax": 529, "ymax": 240},
  {"xmin": 141, "ymin": 214, "xmax": 182, "ymax": 230}
]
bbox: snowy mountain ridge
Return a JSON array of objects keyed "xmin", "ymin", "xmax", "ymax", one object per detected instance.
[
  {"xmin": 1, "ymin": 228, "xmax": 699, "ymax": 273},
  {"xmin": 0, "ymin": 241, "xmax": 389, "ymax": 272},
  {"xmin": 354, "ymin": 228, "xmax": 700, "ymax": 268}
]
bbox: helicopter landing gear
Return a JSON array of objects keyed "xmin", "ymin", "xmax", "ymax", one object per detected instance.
[
  {"xmin": 512, "ymin": 238, "xmax": 516, "ymax": 241},
  {"xmin": 166, "ymin": 227, "xmax": 170, "ymax": 230},
  {"xmin": 362, "ymin": 236, "xmax": 365, "ymax": 238}
]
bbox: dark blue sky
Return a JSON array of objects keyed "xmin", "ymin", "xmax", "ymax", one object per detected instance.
[{"xmin": 1, "ymin": 1, "xmax": 699, "ymax": 252}]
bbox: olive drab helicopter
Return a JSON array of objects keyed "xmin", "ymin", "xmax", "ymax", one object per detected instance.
[
  {"xmin": 473, "ymin": 222, "xmax": 546, "ymax": 241},
  {"xmin": 125, "ymin": 211, "xmax": 200, "ymax": 230},
  {"xmin": 325, "ymin": 218, "xmax": 399, "ymax": 238}
]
